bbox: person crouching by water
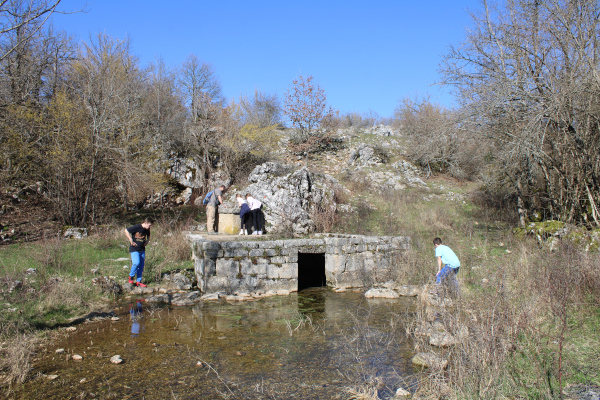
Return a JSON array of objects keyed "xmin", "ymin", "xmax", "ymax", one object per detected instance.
[
  {"xmin": 124, "ymin": 217, "xmax": 154, "ymax": 287},
  {"xmin": 433, "ymin": 237, "xmax": 460, "ymax": 295},
  {"xmin": 236, "ymin": 194, "xmax": 252, "ymax": 235},
  {"xmin": 246, "ymin": 193, "xmax": 263, "ymax": 235}
]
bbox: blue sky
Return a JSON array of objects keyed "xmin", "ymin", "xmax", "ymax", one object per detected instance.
[{"xmin": 52, "ymin": 0, "xmax": 480, "ymax": 118}]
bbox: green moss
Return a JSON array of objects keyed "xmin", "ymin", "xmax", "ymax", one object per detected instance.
[
  {"xmin": 513, "ymin": 227, "xmax": 527, "ymax": 239},
  {"xmin": 528, "ymin": 220, "xmax": 565, "ymax": 236}
]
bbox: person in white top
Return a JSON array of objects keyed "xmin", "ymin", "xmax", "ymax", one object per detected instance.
[{"xmin": 245, "ymin": 193, "xmax": 264, "ymax": 235}]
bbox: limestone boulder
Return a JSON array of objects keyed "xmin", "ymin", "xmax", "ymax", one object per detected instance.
[
  {"xmin": 411, "ymin": 352, "xmax": 448, "ymax": 369},
  {"xmin": 429, "ymin": 331, "xmax": 458, "ymax": 347},
  {"xmin": 365, "ymin": 288, "xmax": 400, "ymax": 299},
  {"xmin": 242, "ymin": 162, "xmax": 341, "ymax": 236}
]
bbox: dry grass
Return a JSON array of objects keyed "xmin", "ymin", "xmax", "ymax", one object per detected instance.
[
  {"xmin": 403, "ymin": 241, "xmax": 600, "ymax": 399},
  {"xmin": 340, "ymin": 385, "xmax": 380, "ymax": 400},
  {"xmin": 0, "ymin": 323, "xmax": 37, "ymax": 387}
]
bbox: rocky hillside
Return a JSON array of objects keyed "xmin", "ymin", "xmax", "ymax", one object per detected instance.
[
  {"xmin": 183, "ymin": 125, "xmax": 467, "ymax": 236},
  {"xmin": 0, "ymin": 125, "xmax": 468, "ymax": 241}
]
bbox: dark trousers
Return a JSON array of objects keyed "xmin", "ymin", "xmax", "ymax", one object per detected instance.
[
  {"xmin": 241, "ymin": 213, "xmax": 252, "ymax": 234},
  {"xmin": 251, "ymin": 209, "xmax": 263, "ymax": 232}
]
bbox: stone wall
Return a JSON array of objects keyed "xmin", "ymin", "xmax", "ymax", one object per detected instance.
[{"xmin": 189, "ymin": 234, "xmax": 411, "ymax": 294}]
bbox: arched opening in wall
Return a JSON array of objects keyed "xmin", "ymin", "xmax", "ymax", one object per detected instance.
[{"xmin": 298, "ymin": 253, "xmax": 326, "ymax": 291}]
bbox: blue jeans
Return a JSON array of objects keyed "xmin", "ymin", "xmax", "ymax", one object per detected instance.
[
  {"xmin": 129, "ymin": 251, "xmax": 145, "ymax": 283},
  {"xmin": 436, "ymin": 264, "xmax": 459, "ymax": 284}
]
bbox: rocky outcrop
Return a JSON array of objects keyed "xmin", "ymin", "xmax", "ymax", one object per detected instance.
[
  {"xmin": 348, "ymin": 144, "xmax": 388, "ymax": 166},
  {"xmin": 242, "ymin": 162, "xmax": 342, "ymax": 236}
]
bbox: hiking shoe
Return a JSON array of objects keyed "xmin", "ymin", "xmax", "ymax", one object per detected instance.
[
  {"xmin": 128, "ymin": 276, "xmax": 135, "ymax": 284},
  {"xmin": 258, "ymin": 231, "xmax": 263, "ymax": 235},
  {"xmin": 136, "ymin": 282, "xmax": 147, "ymax": 288}
]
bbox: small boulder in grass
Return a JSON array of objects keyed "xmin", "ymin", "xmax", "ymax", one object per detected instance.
[
  {"xmin": 411, "ymin": 352, "xmax": 448, "ymax": 369},
  {"xmin": 72, "ymin": 354, "xmax": 83, "ymax": 362},
  {"xmin": 110, "ymin": 355, "xmax": 123, "ymax": 364},
  {"xmin": 364, "ymin": 288, "xmax": 400, "ymax": 299},
  {"xmin": 66, "ymin": 327, "xmax": 76, "ymax": 332},
  {"xmin": 46, "ymin": 374, "xmax": 59, "ymax": 380},
  {"xmin": 55, "ymin": 348, "xmax": 65, "ymax": 354}
]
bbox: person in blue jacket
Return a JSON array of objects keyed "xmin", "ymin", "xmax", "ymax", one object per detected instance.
[{"xmin": 433, "ymin": 237, "xmax": 460, "ymax": 287}]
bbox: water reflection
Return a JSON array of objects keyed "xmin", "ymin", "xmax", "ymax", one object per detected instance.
[
  {"xmin": 129, "ymin": 300, "xmax": 143, "ymax": 337},
  {"xmin": 16, "ymin": 288, "xmax": 417, "ymax": 399}
]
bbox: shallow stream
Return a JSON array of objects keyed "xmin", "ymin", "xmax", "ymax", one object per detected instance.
[{"xmin": 16, "ymin": 289, "xmax": 417, "ymax": 399}]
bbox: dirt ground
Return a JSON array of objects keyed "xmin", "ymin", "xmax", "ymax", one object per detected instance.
[{"xmin": 0, "ymin": 191, "xmax": 61, "ymax": 245}]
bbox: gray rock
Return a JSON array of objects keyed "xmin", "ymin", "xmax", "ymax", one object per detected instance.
[
  {"xmin": 396, "ymin": 284, "xmax": 421, "ymax": 296},
  {"xmin": 411, "ymin": 352, "xmax": 448, "ymax": 369},
  {"xmin": 243, "ymin": 163, "xmax": 341, "ymax": 236},
  {"xmin": 110, "ymin": 355, "xmax": 123, "ymax": 364},
  {"xmin": 63, "ymin": 227, "xmax": 88, "ymax": 239},
  {"xmin": 175, "ymin": 188, "xmax": 193, "ymax": 205},
  {"xmin": 146, "ymin": 294, "xmax": 171, "ymax": 304},
  {"xmin": 348, "ymin": 144, "xmax": 386, "ymax": 166},
  {"xmin": 8, "ymin": 280, "xmax": 22, "ymax": 293},
  {"xmin": 171, "ymin": 298, "xmax": 195, "ymax": 306},
  {"xmin": 200, "ymin": 292, "xmax": 222, "ymax": 301},
  {"xmin": 91, "ymin": 277, "xmax": 122, "ymax": 295},
  {"xmin": 394, "ymin": 387, "xmax": 411, "ymax": 398},
  {"xmin": 429, "ymin": 331, "xmax": 457, "ymax": 347},
  {"xmin": 365, "ymin": 288, "xmax": 399, "ymax": 299}
]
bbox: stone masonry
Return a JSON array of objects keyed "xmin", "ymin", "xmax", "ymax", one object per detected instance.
[{"xmin": 189, "ymin": 233, "xmax": 411, "ymax": 294}]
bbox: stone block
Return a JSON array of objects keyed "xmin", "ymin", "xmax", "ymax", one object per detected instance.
[
  {"xmin": 324, "ymin": 237, "xmax": 350, "ymax": 247},
  {"xmin": 216, "ymin": 259, "xmax": 239, "ymax": 277},
  {"xmin": 355, "ymin": 244, "xmax": 367, "ymax": 252},
  {"xmin": 263, "ymin": 249, "xmax": 278, "ymax": 257},
  {"xmin": 325, "ymin": 245, "xmax": 343, "ymax": 255},
  {"xmin": 221, "ymin": 241, "xmax": 244, "ymax": 249},
  {"xmin": 218, "ymin": 213, "xmax": 240, "ymax": 235},
  {"xmin": 249, "ymin": 249, "xmax": 265, "ymax": 257},
  {"xmin": 256, "ymin": 240, "xmax": 278, "ymax": 248},
  {"xmin": 342, "ymin": 245, "xmax": 357, "ymax": 254},
  {"xmin": 266, "ymin": 263, "xmax": 297, "ymax": 279},
  {"xmin": 223, "ymin": 249, "xmax": 249, "ymax": 257},
  {"xmin": 279, "ymin": 263, "xmax": 298, "ymax": 279},
  {"xmin": 285, "ymin": 254, "xmax": 298, "ymax": 263},
  {"xmin": 266, "ymin": 264, "xmax": 281, "ymax": 279},
  {"xmin": 392, "ymin": 236, "xmax": 411, "ymax": 250},
  {"xmin": 376, "ymin": 244, "xmax": 392, "ymax": 252},
  {"xmin": 325, "ymin": 254, "xmax": 346, "ymax": 274},
  {"xmin": 206, "ymin": 276, "xmax": 231, "ymax": 292},
  {"xmin": 241, "ymin": 259, "xmax": 267, "ymax": 276},
  {"xmin": 270, "ymin": 256, "xmax": 286, "ymax": 264},
  {"xmin": 202, "ymin": 241, "xmax": 221, "ymax": 251}
]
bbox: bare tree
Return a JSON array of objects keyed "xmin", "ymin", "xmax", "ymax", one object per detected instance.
[
  {"xmin": 0, "ymin": 0, "xmax": 63, "ymax": 61},
  {"xmin": 440, "ymin": 0, "xmax": 600, "ymax": 226},
  {"xmin": 178, "ymin": 54, "xmax": 223, "ymax": 122},
  {"xmin": 68, "ymin": 32, "xmax": 149, "ymax": 221},
  {"xmin": 238, "ymin": 90, "xmax": 281, "ymax": 128},
  {"xmin": 176, "ymin": 54, "xmax": 225, "ymax": 189},
  {"xmin": 284, "ymin": 75, "xmax": 335, "ymax": 143},
  {"xmin": 395, "ymin": 96, "xmax": 465, "ymax": 176}
]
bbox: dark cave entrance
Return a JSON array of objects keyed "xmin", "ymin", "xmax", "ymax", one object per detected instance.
[{"xmin": 298, "ymin": 253, "xmax": 326, "ymax": 291}]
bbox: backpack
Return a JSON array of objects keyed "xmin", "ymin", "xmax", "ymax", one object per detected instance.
[{"xmin": 202, "ymin": 190, "xmax": 214, "ymax": 205}]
